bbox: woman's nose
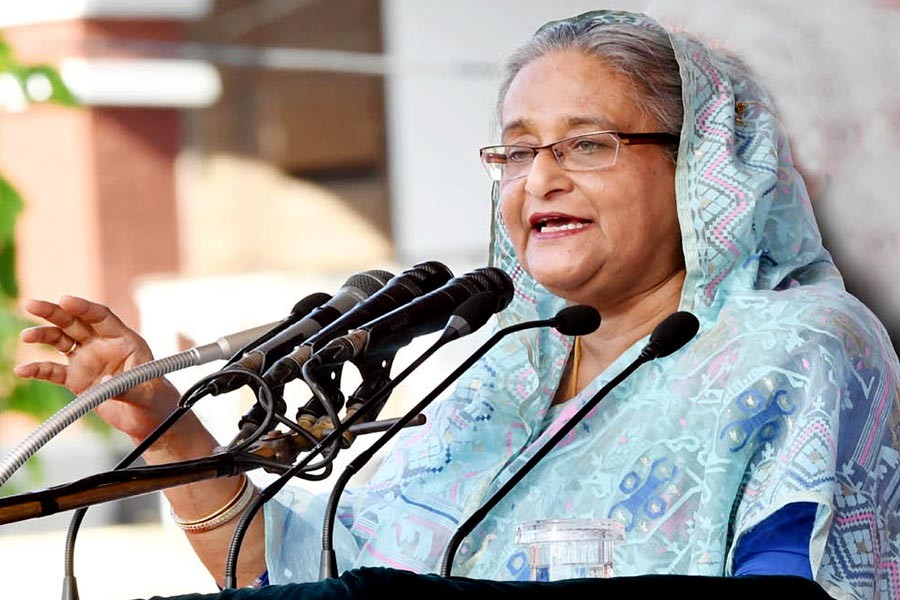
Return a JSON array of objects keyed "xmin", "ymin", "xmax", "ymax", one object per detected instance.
[{"xmin": 524, "ymin": 148, "xmax": 572, "ymax": 198}]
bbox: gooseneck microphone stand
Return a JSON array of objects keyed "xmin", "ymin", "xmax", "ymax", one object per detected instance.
[
  {"xmin": 0, "ymin": 377, "xmax": 425, "ymax": 598},
  {"xmin": 222, "ymin": 293, "xmax": 503, "ymax": 588},
  {"xmin": 0, "ymin": 291, "xmax": 335, "ymax": 489},
  {"xmin": 53, "ymin": 292, "xmax": 340, "ymax": 600},
  {"xmin": 440, "ymin": 311, "xmax": 700, "ymax": 577},
  {"xmin": 319, "ymin": 304, "xmax": 602, "ymax": 579},
  {"xmin": 58, "ymin": 368, "xmax": 283, "ymax": 600}
]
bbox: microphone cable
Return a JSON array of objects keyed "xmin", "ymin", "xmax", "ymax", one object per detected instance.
[
  {"xmin": 205, "ymin": 270, "xmax": 395, "ymax": 398},
  {"xmin": 0, "ymin": 300, "xmax": 323, "ymax": 489},
  {"xmin": 60, "ymin": 368, "xmax": 283, "ymax": 600},
  {"xmin": 439, "ymin": 311, "xmax": 700, "ymax": 577},
  {"xmin": 222, "ymin": 291, "xmax": 506, "ymax": 588},
  {"xmin": 54, "ymin": 292, "xmax": 340, "ymax": 600},
  {"xmin": 294, "ymin": 267, "xmax": 515, "ymax": 449}
]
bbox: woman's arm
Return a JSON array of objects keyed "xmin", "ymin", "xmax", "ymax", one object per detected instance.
[
  {"xmin": 15, "ymin": 295, "xmax": 267, "ymax": 586},
  {"xmin": 732, "ymin": 502, "xmax": 816, "ymax": 579}
]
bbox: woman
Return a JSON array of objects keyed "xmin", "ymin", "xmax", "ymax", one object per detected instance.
[{"xmin": 14, "ymin": 9, "xmax": 899, "ymax": 600}]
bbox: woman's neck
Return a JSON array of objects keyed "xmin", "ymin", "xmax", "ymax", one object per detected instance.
[
  {"xmin": 584, "ymin": 268, "xmax": 685, "ymax": 370},
  {"xmin": 555, "ymin": 268, "xmax": 685, "ymax": 405}
]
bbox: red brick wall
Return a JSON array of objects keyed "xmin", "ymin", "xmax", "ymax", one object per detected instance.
[{"xmin": 1, "ymin": 19, "xmax": 183, "ymax": 328}]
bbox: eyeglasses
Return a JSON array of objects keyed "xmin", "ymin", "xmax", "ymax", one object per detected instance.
[{"xmin": 479, "ymin": 130, "xmax": 679, "ymax": 182}]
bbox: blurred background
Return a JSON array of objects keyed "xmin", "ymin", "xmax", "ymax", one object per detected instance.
[{"xmin": 0, "ymin": 1, "xmax": 897, "ymax": 598}]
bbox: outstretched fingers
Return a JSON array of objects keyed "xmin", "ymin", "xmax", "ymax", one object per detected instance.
[
  {"xmin": 20, "ymin": 325, "xmax": 78, "ymax": 355},
  {"xmin": 22, "ymin": 298, "xmax": 94, "ymax": 344},
  {"xmin": 13, "ymin": 361, "xmax": 68, "ymax": 386},
  {"xmin": 57, "ymin": 295, "xmax": 130, "ymax": 339}
]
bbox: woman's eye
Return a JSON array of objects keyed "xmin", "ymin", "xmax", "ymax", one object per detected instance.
[
  {"xmin": 507, "ymin": 148, "xmax": 534, "ymax": 162},
  {"xmin": 573, "ymin": 140, "xmax": 602, "ymax": 152}
]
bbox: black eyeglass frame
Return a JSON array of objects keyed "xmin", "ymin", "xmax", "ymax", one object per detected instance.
[{"xmin": 479, "ymin": 130, "xmax": 679, "ymax": 182}]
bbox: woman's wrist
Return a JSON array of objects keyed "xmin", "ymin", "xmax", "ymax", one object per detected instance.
[
  {"xmin": 171, "ymin": 473, "xmax": 258, "ymax": 533},
  {"xmin": 138, "ymin": 407, "xmax": 219, "ymax": 465}
]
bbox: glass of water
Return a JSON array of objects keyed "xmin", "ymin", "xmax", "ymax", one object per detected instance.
[{"xmin": 514, "ymin": 518, "xmax": 626, "ymax": 581}]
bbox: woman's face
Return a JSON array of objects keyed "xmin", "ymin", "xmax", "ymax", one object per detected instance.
[{"xmin": 499, "ymin": 49, "xmax": 684, "ymax": 311}]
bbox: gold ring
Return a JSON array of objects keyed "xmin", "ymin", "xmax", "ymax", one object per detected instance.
[{"xmin": 64, "ymin": 340, "xmax": 78, "ymax": 356}]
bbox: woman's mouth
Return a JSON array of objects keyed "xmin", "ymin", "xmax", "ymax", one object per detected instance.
[
  {"xmin": 530, "ymin": 214, "xmax": 592, "ymax": 236},
  {"xmin": 537, "ymin": 220, "xmax": 590, "ymax": 233}
]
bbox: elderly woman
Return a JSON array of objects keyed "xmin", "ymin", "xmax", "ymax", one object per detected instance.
[{"xmin": 14, "ymin": 9, "xmax": 899, "ymax": 600}]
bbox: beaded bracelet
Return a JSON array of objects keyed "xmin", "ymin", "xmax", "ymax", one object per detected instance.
[{"xmin": 171, "ymin": 475, "xmax": 257, "ymax": 534}]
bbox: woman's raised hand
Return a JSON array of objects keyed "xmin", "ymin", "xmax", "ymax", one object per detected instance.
[{"xmin": 14, "ymin": 295, "xmax": 181, "ymax": 443}]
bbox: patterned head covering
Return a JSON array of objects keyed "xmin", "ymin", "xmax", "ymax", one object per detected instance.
[{"xmin": 266, "ymin": 11, "xmax": 900, "ymax": 600}]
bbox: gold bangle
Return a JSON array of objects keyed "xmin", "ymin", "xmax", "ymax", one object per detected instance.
[{"xmin": 171, "ymin": 475, "xmax": 257, "ymax": 534}]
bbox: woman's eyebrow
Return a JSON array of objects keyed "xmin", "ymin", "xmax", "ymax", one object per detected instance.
[
  {"xmin": 500, "ymin": 118, "xmax": 532, "ymax": 139},
  {"xmin": 561, "ymin": 115, "xmax": 618, "ymax": 130},
  {"xmin": 501, "ymin": 115, "xmax": 618, "ymax": 140}
]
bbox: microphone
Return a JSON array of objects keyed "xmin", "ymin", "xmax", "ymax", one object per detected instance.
[
  {"xmin": 221, "ymin": 293, "xmax": 508, "ymax": 588},
  {"xmin": 206, "ymin": 270, "xmax": 394, "ymax": 396},
  {"xmin": 0, "ymin": 294, "xmax": 345, "ymax": 488},
  {"xmin": 638, "ymin": 310, "xmax": 700, "ymax": 359},
  {"xmin": 325, "ymin": 289, "xmax": 512, "ymax": 451},
  {"xmin": 318, "ymin": 303, "xmax": 601, "ymax": 580},
  {"xmin": 50, "ymin": 291, "xmax": 331, "ymax": 600},
  {"xmin": 260, "ymin": 261, "xmax": 455, "ymax": 388},
  {"xmin": 439, "ymin": 310, "xmax": 700, "ymax": 577},
  {"xmin": 551, "ymin": 304, "xmax": 602, "ymax": 336},
  {"xmin": 211, "ymin": 292, "xmax": 332, "ymax": 364},
  {"xmin": 306, "ymin": 267, "xmax": 515, "ymax": 367},
  {"xmin": 436, "ymin": 290, "xmax": 505, "ymax": 344}
]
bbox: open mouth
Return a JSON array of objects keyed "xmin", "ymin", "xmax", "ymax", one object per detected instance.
[{"xmin": 532, "ymin": 216, "xmax": 592, "ymax": 234}]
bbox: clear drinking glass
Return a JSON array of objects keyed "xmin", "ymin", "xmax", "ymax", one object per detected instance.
[{"xmin": 514, "ymin": 518, "xmax": 626, "ymax": 581}]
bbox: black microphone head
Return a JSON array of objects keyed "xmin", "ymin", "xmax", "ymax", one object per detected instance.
[
  {"xmin": 470, "ymin": 267, "xmax": 514, "ymax": 312},
  {"xmin": 290, "ymin": 292, "xmax": 332, "ymax": 316},
  {"xmin": 452, "ymin": 291, "xmax": 499, "ymax": 332},
  {"xmin": 646, "ymin": 311, "xmax": 700, "ymax": 358},
  {"xmin": 348, "ymin": 269, "xmax": 395, "ymax": 294},
  {"xmin": 553, "ymin": 305, "xmax": 601, "ymax": 336},
  {"xmin": 404, "ymin": 261, "xmax": 455, "ymax": 292},
  {"xmin": 301, "ymin": 263, "xmax": 452, "ymax": 354}
]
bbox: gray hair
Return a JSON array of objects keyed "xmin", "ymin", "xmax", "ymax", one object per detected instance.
[{"xmin": 496, "ymin": 20, "xmax": 683, "ymax": 161}]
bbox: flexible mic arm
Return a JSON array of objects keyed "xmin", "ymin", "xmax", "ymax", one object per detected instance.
[
  {"xmin": 317, "ymin": 304, "xmax": 601, "ymax": 580},
  {"xmin": 0, "ymin": 415, "xmax": 430, "ymax": 526},
  {"xmin": 223, "ymin": 293, "xmax": 504, "ymax": 588},
  {"xmin": 0, "ymin": 311, "xmax": 307, "ymax": 489},
  {"xmin": 55, "ymin": 367, "xmax": 282, "ymax": 600},
  {"xmin": 439, "ymin": 311, "xmax": 700, "ymax": 577},
  {"xmin": 13, "ymin": 310, "xmax": 312, "ymax": 600},
  {"xmin": 0, "ymin": 292, "xmax": 337, "ymax": 489},
  {"xmin": 43, "ymin": 360, "xmax": 425, "ymax": 599}
]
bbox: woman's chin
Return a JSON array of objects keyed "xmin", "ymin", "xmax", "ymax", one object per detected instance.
[{"xmin": 529, "ymin": 270, "xmax": 593, "ymax": 302}]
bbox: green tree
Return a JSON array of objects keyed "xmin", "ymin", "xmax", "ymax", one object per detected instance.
[{"xmin": 0, "ymin": 32, "xmax": 106, "ymax": 494}]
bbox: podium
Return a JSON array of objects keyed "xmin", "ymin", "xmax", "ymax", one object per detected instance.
[{"xmin": 136, "ymin": 566, "xmax": 836, "ymax": 600}]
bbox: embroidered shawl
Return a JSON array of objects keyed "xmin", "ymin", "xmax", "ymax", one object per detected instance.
[{"xmin": 265, "ymin": 11, "xmax": 900, "ymax": 600}]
